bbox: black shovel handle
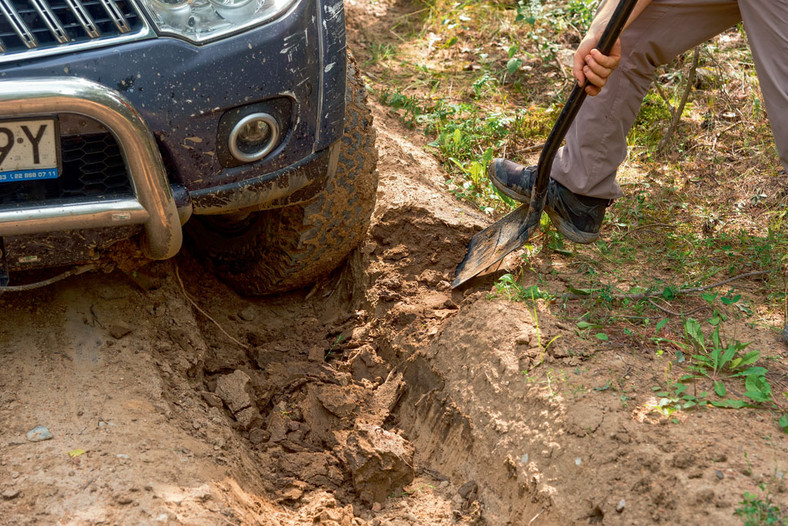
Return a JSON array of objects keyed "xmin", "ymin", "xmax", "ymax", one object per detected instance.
[{"xmin": 523, "ymin": 0, "xmax": 639, "ymax": 239}]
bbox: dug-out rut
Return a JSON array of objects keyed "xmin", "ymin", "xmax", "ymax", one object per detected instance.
[{"xmin": 2, "ymin": 33, "xmax": 787, "ymax": 526}]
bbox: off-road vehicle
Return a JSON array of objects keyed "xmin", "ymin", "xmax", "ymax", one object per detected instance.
[{"xmin": 0, "ymin": 0, "xmax": 377, "ymax": 294}]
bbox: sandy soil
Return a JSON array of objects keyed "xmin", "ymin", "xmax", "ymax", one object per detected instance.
[{"xmin": 1, "ymin": 2, "xmax": 787, "ymax": 525}]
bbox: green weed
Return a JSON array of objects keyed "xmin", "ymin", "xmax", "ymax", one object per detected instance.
[
  {"xmin": 735, "ymin": 490, "xmax": 788, "ymax": 526},
  {"xmin": 650, "ymin": 306, "xmax": 788, "ymax": 431}
]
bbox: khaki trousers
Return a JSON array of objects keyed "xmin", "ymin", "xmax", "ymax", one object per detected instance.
[{"xmin": 551, "ymin": 0, "xmax": 788, "ymax": 199}]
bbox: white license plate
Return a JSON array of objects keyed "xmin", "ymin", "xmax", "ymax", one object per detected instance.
[{"xmin": 0, "ymin": 118, "xmax": 61, "ymax": 183}]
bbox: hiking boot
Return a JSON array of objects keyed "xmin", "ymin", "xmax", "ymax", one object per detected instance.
[
  {"xmin": 487, "ymin": 158, "xmax": 537, "ymax": 202},
  {"xmin": 545, "ymin": 181, "xmax": 610, "ymax": 244},
  {"xmin": 487, "ymin": 158, "xmax": 611, "ymax": 244}
]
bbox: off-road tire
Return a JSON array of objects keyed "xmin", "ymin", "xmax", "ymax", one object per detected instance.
[{"xmin": 187, "ymin": 58, "xmax": 378, "ymax": 295}]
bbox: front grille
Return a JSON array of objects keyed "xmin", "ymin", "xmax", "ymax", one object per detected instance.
[
  {"xmin": 0, "ymin": 131, "xmax": 133, "ymax": 205},
  {"xmin": 0, "ymin": 0, "xmax": 143, "ymax": 56}
]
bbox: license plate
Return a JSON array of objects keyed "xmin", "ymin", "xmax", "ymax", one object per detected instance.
[{"xmin": 0, "ymin": 118, "xmax": 61, "ymax": 183}]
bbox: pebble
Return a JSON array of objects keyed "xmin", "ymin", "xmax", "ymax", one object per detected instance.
[
  {"xmin": 248, "ymin": 429, "xmax": 269, "ymax": 445},
  {"xmin": 239, "ymin": 307, "xmax": 256, "ymax": 322},
  {"xmin": 457, "ymin": 480, "xmax": 477, "ymax": 499},
  {"xmin": 2, "ymin": 489, "xmax": 21, "ymax": 500},
  {"xmin": 115, "ymin": 494, "xmax": 134, "ymax": 505},
  {"xmin": 782, "ymin": 325, "xmax": 788, "ymax": 346},
  {"xmin": 26, "ymin": 426, "xmax": 53, "ymax": 442},
  {"xmin": 108, "ymin": 324, "xmax": 133, "ymax": 339},
  {"xmin": 201, "ymin": 391, "xmax": 224, "ymax": 409},
  {"xmin": 616, "ymin": 499, "xmax": 626, "ymax": 513},
  {"xmin": 716, "ymin": 470, "xmax": 724, "ymax": 480}
]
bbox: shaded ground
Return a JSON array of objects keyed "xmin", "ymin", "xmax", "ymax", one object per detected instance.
[{"xmin": 1, "ymin": 1, "xmax": 787, "ymax": 525}]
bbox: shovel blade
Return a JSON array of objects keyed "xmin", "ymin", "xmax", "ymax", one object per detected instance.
[{"xmin": 452, "ymin": 204, "xmax": 533, "ymax": 288}]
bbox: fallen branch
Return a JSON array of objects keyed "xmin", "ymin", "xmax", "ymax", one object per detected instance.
[
  {"xmin": 647, "ymin": 298, "xmax": 711, "ymax": 317},
  {"xmin": 175, "ymin": 265, "xmax": 250, "ymax": 350},
  {"xmin": 617, "ymin": 222, "xmax": 672, "ymax": 240}
]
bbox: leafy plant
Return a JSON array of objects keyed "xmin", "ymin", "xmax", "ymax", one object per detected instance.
[
  {"xmin": 735, "ymin": 490, "xmax": 788, "ymax": 526},
  {"xmin": 494, "ymin": 273, "xmax": 551, "ymax": 302},
  {"xmin": 650, "ymin": 313, "xmax": 787, "ymax": 430}
]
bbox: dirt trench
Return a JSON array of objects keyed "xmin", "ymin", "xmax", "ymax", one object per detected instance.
[{"xmin": 1, "ymin": 63, "xmax": 787, "ymax": 526}]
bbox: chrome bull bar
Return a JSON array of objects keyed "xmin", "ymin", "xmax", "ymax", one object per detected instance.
[{"xmin": 0, "ymin": 77, "xmax": 182, "ymax": 260}]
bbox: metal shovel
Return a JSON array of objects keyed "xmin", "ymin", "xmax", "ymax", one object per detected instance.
[{"xmin": 452, "ymin": 0, "xmax": 639, "ymax": 288}]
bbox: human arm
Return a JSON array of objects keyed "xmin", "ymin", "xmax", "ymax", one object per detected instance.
[{"xmin": 575, "ymin": 0, "xmax": 652, "ymax": 95}]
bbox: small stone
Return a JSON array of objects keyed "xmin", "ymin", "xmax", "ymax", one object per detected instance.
[
  {"xmin": 782, "ymin": 325, "xmax": 788, "ymax": 345},
  {"xmin": 26, "ymin": 425, "xmax": 53, "ymax": 442},
  {"xmin": 371, "ymin": 502, "xmax": 383, "ymax": 513},
  {"xmin": 108, "ymin": 324, "xmax": 133, "ymax": 339},
  {"xmin": 238, "ymin": 307, "xmax": 256, "ymax": 322},
  {"xmin": 616, "ymin": 499, "xmax": 626, "ymax": 513},
  {"xmin": 201, "ymin": 391, "xmax": 224, "ymax": 409},
  {"xmin": 716, "ymin": 470, "xmax": 724, "ymax": 480},
  {"xmin": 115, "ymin": 494, "xmax": 134, "ymax": 505},
  {"xmin": 2, "ymin": 489, "xmax": 21, "ymax": 500},
  {"xmin": 457, "ymin": 481, "xmax": 477, "ymax": 499},
  {"xmin": 235, "ymin": 406, "xmax": 263, "ymax": 431},
  {"xmin": 248, "ymin": 429, "xmax": 269, "ymax": 445}
]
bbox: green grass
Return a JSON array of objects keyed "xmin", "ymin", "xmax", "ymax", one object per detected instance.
[{"xmin": 366, "ymin": 0, "xmax": 787, "ymax": 435}]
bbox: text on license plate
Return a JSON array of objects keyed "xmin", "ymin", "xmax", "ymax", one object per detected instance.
[{"xmin": 0, "ymin": 118, "xmax": 60, "ymax": 182}]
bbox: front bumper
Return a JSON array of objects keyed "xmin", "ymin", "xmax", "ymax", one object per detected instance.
[
  {"xmin": 0, "ymin": 78, "xmax": 181, "ymax": 261},
  {"xmin": 0, "ymin": 0, "xmax": 347, "ymax": 270}
]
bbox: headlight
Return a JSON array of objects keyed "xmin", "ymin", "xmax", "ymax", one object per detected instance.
[{"xmin": 138, "ymin": 0, "xmax": 297, "ymax": 43}]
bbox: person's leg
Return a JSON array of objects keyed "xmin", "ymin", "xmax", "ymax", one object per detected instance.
[
  {"xmin": 552, "ymin": 0, "xmax": 742, "ymax": 199},
  {"xmin": 738, "ymin": 1, "xmax": 788, "ymax": 173}
]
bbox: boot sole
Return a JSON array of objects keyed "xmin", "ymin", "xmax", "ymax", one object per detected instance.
[{"xmin": 545, "ymin": 208, "xmax": 600, "ymax": 244}]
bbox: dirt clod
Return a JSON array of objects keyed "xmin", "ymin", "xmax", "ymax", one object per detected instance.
[
  {"xmin": 2, "ymin": 489, "xmax": 20, "ymax": 500},
  {"xmin": 342, "ymin": 424, "xmax": 415, "ymax": 504},
  {"xmin": 215, "ymin": 370, "xmax": 254, "ymax": 413}
]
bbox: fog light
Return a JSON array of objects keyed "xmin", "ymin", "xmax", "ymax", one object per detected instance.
[{"xmin": 228, "ymin": 113, "xmax": 279, "ymax": 163}]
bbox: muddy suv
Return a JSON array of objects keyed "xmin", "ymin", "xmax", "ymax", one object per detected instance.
[{"xmin": 0, "ymin": 0, "xmax": 377, "ymax": 294}]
